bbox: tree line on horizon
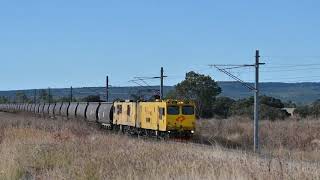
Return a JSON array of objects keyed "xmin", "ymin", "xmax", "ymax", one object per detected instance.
[
  {"xmin": 165, "ymin": 71, "xmax": 320, "ymax": 120},
  {"xmin": 0, "ymin": 90, "xmax": 102, "ymax": 104},
  {"xmin": 1, "ymin": 71, "xmax": 320, "ymax": 120}
]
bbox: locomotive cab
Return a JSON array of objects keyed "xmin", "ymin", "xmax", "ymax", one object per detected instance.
[{"xmin": 166, "ymin": 100, "xmax": 196, "ymax": 134}]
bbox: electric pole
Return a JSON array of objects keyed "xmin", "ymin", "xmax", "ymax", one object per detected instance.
[
  {"xmin": 254, "ymin": 50, "xmax": 260, "ymax": 153},
  {"xmin": 130, "ymin": 67, "xmax": 167, "ymax": 100},
  {"xmin": 70, "ymin": 86, "xmax": 73, "ymax": 102},
  {"xmin": 48, "ymin": 87, "xmax": 51, "ymax": 103},
  {"xmin": 34, "ymin": 89, "xmax": 37, "ymax": 103},
  {"xmin": 210, "ymin": 50, "xmax": 264, "ymax": 153},
  {"xmin": 160, "ymin": 67, "xmax": 164, "ymax": 100},
  {"xmin": 106, "ymin": 76, "xmax": 109, "ymax": 102},
  {"xmin": 14, "ymin": 91, "xmax": 16, "ymax": 103}
]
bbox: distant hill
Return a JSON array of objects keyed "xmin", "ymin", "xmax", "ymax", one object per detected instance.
[
  {"xmin": 1, "ymin": 82, "xmax": 320, "ymax": 105},
  {"xmin": 218, "ymin": 82, "xmax": 320, "ymax": 105},
  {"xmin": 0, "ymin": 86, "xmax": 174, "ymax": 103}
]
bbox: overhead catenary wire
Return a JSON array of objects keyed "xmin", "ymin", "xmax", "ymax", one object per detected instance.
[
  {"xmin": 128, "ymin": 79, "xmax": 159, "ymax": 97},
  {"xmin": 129, "ymin": 80, "xmax": 158, "ymax": 91},
  {"xmin": 261, "ymin": 64, "xmax": 320, "ymax": 69},
  {"xmin": 213, "ymin": 65, "xmax": 256, "ymax": 90},
  {"xmin": 262, "ymin": 55, "xmax": 320, "ymax": 58},
  {"xmin": 133, "ymin": 78, "xmax": 154, "ymax": 88},
  {"xmin": 260, "ymin": 67, "xmax": 320, "ymax": 73}
]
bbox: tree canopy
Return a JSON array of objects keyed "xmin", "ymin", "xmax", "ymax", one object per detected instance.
[
  {"xmin": 229, "ymin": 96, "xmax": 289, "ymax": 120},
  {"xmin": 295, "ymin": 99, "xmax": 320, "ymax": 118},
  {"xmin": 168, "ymin": 71, "xmax": 221, "ymax": 118}
]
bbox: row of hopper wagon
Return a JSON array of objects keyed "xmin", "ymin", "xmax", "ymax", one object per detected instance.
[{"xmin": 0, "ymin": 102, "xmax": 113, "ymax": 126}]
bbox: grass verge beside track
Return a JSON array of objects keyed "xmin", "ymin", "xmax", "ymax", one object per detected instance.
[{"xmin": 0, "ymin": 112, "xmax": 319, "ymax": 179}]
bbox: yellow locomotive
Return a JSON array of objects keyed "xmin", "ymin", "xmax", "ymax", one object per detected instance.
[
  {"xmin": 1, "ymin": 99, "xmax": 196, "ymax": 138},
  {"xmin": 113, "ymin": 100, "xmax": 196, "ymax": 137}
]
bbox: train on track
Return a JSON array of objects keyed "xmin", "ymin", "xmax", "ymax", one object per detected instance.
[{"xmin": 0, "ymin": 100, "xmax": 196, "ymax": 137}]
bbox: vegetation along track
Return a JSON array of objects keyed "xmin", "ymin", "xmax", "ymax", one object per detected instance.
[
  {"xmin": 0, "ymin": 111, "xmax": 319, "ymax": 179},
  {"xmin": 1, "ymin": 111, "xmax": 319, "ymax": 168}
]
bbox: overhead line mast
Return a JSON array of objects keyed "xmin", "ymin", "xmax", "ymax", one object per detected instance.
[
  {"xmin": 130, "ymin": 67, "xmax": 167, "ymax": 100},
  {"xmin": 209, "ymin": 50, "xmax": 265, "ymax": 153},
  {"xmin": 106, "ymin": 76, "xmax": 109, "ymax": 102}
]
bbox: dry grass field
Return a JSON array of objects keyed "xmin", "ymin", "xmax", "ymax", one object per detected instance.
[
  {"xmin": 0, "ymin": 112, "xmax": 319, "ymax": 180},
  {"xmin": 196, "ymin": 117, "xmax": 320, "ymax": 162}
]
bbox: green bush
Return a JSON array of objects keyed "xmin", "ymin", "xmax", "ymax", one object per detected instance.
[{"xmin": 229, "ymin": 96, "xmax": 289, "ymax": 120}]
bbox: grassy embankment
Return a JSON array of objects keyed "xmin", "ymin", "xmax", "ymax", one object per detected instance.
[{"xmin": 0, "ymin": 112, "xmax": 319, "ymax": 179}]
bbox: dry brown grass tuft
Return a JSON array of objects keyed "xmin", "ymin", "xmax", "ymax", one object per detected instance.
[
  {"xmin": 0, "ymin": 112, "xmax": 319, "ymax": 179},
  {"xmin": 196, "ymin": 117, "xmax": 320, "ymax": 161}
]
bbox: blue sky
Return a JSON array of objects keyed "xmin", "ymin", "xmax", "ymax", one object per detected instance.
[{"xmin": 1, "ymin": 0, "xmax": 320, "ymax": 90}]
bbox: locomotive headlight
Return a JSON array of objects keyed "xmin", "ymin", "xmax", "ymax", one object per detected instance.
[
  {"xmin": 168, "ymin": 131, "xmax": 171, "ymax": 133},
  {"xmin": 191, "ymin": 130, "xmax": 194, "ymax": 134}
]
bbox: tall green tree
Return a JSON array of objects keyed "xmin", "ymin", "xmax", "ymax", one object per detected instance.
[{"xmin": 173, "ymin": 71, "xmax": 221, "ymax": 118}]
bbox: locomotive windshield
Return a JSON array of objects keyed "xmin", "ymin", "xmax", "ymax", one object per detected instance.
[
  {"xmin": 167, "ymin": 106, "xmax": 179, "ymax": 115},
  {"xmin": 182, "ymin": 106, "xmax": 194, "ymax": 115}
]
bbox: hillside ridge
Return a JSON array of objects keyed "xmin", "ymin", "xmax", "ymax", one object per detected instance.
[{"xmin": 1, "ymin": 82, "xmax": 320, "ymax": 104}]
